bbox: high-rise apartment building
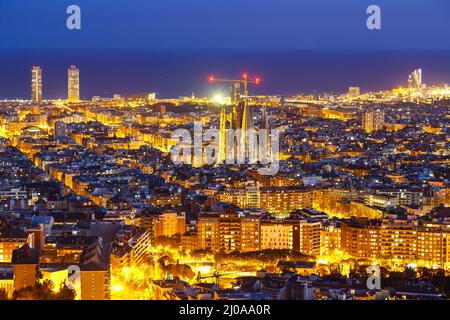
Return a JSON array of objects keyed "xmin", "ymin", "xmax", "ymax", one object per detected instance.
[
  {"xmin": 320, "ymin": 220, "xmax": 342, "ymax": 256},
  {"xmin": 339, "ymin": 214, "xmax": 450, "ymax": 269},
  {"xmin": 153, "ymin": 212, "xmax": 186, "ymax": 238},
  {"xmin": 197, "ymin": 213, "xmax": 260, "ymax": 253},
  {"xmin": 259, "ymin": 187, "xmax": 314, "ymax": 217},
  {"xmin": 197, "ymin": 214, "xmax": 220, "ymax": 251},
  {"xmin": 362, "ymin": 110, "xmax": 385, "ymax": 133},
  {"xmin": 417, "ymin": 222, "xmax": 450, "ymax": 269},
  {"xmin": 340, "ymin": 219, "xmax": 382, "ymax": 259},
  {"xmin": 298, "ymin": 220, "xmax": 321, "ymax": 256},
  {"xmin": 12, "ymin": 245, "xmax": 38, "ymax": 291},
  {"xmin": 260, "ymin": 221, "xmax": 294, "ymax": 250},
  {"xmin": 0, "ymin": 230, "xmax": 33, "ymax": 263},
  {"xmin": 380, "ymin": 215, "xmax": 418, "ymax": 261}
]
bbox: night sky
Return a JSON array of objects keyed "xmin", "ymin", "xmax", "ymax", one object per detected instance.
[{"xmin": 1, "ymin": 0, "xmax": 449, "ymax": 50}]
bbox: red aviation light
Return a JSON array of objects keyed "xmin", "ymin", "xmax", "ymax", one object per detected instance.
[
  {"xmin": 242, "ymin": 72, "xmax": 249, "ymax": 80},
  {"xmin": 208, "ymin": 76, "xmax": 216, "ymax": 82},
  {"xmin": 255, "ymin": 77, "xmax": 262, "ymax": 85}
]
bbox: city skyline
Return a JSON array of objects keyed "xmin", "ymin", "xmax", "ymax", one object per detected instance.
[
  {"xmin": 3, "ymin": 50, "xmax": 450, "ymax": 100},
  {"xmin": 0, "ymin": 0, "xmax": 449, "ymax": 306},
  {"xmin": 0, "ymin": 74, "xmax": 448, "ymax": 301}
]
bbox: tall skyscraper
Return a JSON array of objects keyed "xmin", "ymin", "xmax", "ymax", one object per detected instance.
[
  {"xmin": 362, "ymin": 110, "xmax": 385, "ymax": 133},
  {"xmin": 218, "ymin": 105, "xmax": 228, "ymax": 164},
  {"xmin": 408, "ymin": 68, "xmax": 422, "ymax": 89},
  {"xmin": 68, "ymin": 65, "xmax": 80, "ymax": 102},
  {"xmin": 31, "ymin": 66, "xmax": 42, "ymax": 102}
]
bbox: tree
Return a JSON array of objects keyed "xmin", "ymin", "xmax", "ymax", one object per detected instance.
[
  {"xmin": 417, "ymin": 267, "xmax": 433, "ymax": 281},
  {"xmin": 349, "ymin": 265, "xmax": 368, "ymax": 279},
  {"xmin": 0, "ymin": 288, "xmax": 8, "ymax": 300},
  {"xmin": 165, "ymin": 264, "xmax": 195, "ymax": 280},
  {"xmin": 12, "ymin": 280, "xmax": 75, "ymax": 300},
  {"xmin": 214, "ymin": 250, "xmax": 312, "ymax": 266},
  {"xmin": 13, "ymin": 280, "xmax": 54, "ymax": 300},
  {"xmin": 54, "ymin": 283, "xmax": 76, "ymax": 300},
  {"xmin": 404, "ymin": 267, "xmax": 417, "ymax": 281},
  {"xmin": 154, "ymin": 236, "xmax": 181, "ymax": 249}
]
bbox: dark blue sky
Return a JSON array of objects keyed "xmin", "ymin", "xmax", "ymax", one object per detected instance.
[{"xmin": 1, "ymin": 0, "xmax": 449, "ymax": 50}]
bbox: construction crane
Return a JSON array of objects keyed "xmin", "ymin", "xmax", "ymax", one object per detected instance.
[
  {"xmin": 208, "ymin": 73, "xmax": 262, "ymax": 99},
  {"xmin": 208, "ymin": 73, "xmax": 262, "ymax": 163}
]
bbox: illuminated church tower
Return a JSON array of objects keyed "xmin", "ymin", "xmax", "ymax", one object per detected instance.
[
  {"xmin": 218, "ymin": 105, "xmax": 228, "ymax": 163},
  {"xmin": 212, "ymin": 74, "xmax": 260, "ymax": 164}
]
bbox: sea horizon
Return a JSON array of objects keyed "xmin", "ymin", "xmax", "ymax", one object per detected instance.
[{"xmin": 1, "ymin": 49, "xmax": 450, "ymax": 100}]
